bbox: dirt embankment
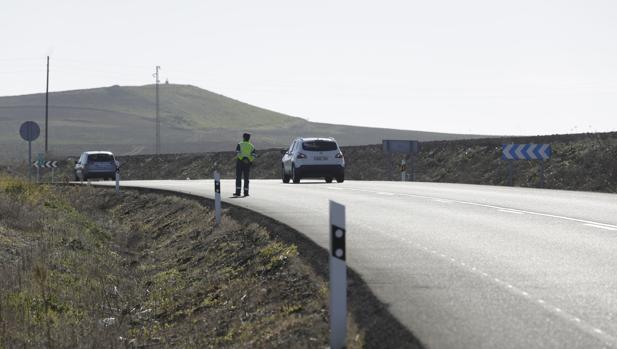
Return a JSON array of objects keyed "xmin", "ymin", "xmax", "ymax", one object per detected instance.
[
  {"xmin": 0, "ymin": 177, "xmax": 421, "ymax": 348},
  {"xmin": 10, "ymin": 131, "xmax": 617, "ymax": 193}
]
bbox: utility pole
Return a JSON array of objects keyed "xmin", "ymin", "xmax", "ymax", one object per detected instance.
[
  {"xmin": 153, "ymin": 66, "xmax": 161, "ymax": 155},
  {"xmin": 45, "ymin": 56, "xmax": 50, "ymax": 154}
]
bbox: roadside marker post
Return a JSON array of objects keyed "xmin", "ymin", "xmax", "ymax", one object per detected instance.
[
  {"xmin": 214, "ymin": 171, "xmax": 221, "ymax": 226},
  {"xmin": 115, "ymin": 162, "xmax": 120, "ymax": 194},
  {"xmin": 329, "ymin": 201, "xmax": 347, "ymax": 349}
]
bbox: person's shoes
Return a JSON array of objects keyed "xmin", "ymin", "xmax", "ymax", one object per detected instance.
[
  {"xmin": 243, "ymin": 193, "xmax": 249, "ymax": 197},
  {"xmin": 233, "ymin": 193, "xmax": 241, "ymax": 197}
]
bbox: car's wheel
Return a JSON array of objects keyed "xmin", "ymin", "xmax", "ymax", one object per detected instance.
[
  {"xmin": 282, "ymin": 164, "xmax": 290, "ymax": 183},
  {"xmin": 325, "ymin": 177, "xmax": 333, "ymax": 183},
  {"xmin": 292, "ymin": 164, "xmax": 300, "ymax": 184},
  {"xmin": 336, "ymin": 174, "xmax": 344, "ymax": 183}
]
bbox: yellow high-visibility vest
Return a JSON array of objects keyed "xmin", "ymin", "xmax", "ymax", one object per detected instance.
[{"xmin": 237, "ymin": 141, "xmax": 255, "ymax": 162}]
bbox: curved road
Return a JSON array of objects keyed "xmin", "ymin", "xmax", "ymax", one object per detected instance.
[{"xmin": 95, "ymin": 179, "xmax": 617, "ymax": 348}]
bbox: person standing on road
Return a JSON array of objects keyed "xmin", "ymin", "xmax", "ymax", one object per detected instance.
[{"xmin": 234, "ymin": 132, "xmax": 256, "ymax": 197}]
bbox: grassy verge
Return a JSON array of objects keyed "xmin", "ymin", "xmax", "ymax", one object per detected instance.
[{"xmin": 0, "ymin": 176, "xmax": 421, "ymax": 348}]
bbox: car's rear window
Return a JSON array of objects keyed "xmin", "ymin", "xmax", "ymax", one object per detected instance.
[
  {"xmin": 87, "ymin": 154, "xmax": 114, "ymax": 162},
  {"xmin": 302, "ymin": 140, "xmax": 338, "ymax": 151}
]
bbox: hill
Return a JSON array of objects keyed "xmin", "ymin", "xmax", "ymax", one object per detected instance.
[{"xmin": 0, "ymin": 84, "xmax": 482, "ymax": 161}]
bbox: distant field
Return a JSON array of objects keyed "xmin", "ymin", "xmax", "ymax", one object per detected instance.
[
  {"xmin": 13, "ymin": 131, "xmax": 617, "ymax": 194},
  {"xmin": 0, "ymin": 84, "xmax": 484, "ymax": 162}
]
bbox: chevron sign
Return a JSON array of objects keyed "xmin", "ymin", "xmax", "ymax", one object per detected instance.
[
  {"xmin": 502, "ymin": 144, "xmax": 551, "ymax": 160},
  {"xmin": 32, "ymin": 160, "xmax": 59, "ymax": 168}
]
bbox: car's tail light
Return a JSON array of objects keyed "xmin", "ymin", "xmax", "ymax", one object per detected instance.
[
  {"xmin": 297, "ymin": 152, "xmax": 307, "ymax": 159},
  {"xmin": 335, "ymin": 152, "xmax": 344, "ymax": 158}
]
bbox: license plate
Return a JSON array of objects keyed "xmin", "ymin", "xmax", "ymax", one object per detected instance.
[{"xmin": 314, "ymin": 156, "xmax": 328, "ymax": 160}]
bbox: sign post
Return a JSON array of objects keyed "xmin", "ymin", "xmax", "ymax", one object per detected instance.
[
  {"xmin": 383, "ymin": 140, "xmax": 419, "ymax": 181},
  {"xmin": 329, "ymin": 201, "xmax": 346, "ymax": 349},
  {"xmin": 502, "ymin": 144, "xmax": 552, "ymax": 188},
  {"xmin": 19, "ymin": 121, "xmax": 40, "ymax": 182},
  {"xmin": 214, "ymin": 171, "xmax": 221, "ymax": 226}
]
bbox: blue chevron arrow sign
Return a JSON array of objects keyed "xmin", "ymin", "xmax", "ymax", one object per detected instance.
[{"xmin": 502, "ymin": 144, "xmax": 551, "ymax": 160}]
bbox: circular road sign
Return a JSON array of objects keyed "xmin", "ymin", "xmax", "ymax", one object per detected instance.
[{"xmin": 19, "ymin": 121, "xmax": 40, "ymax": 142}]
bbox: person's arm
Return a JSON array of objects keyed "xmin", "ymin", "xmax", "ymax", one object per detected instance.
[{"xmin": 235, "ymin": 144, "xmax": 240, "ymax": 155}]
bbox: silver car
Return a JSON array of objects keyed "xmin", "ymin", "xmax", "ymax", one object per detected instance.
[{"xmin": 74, "ymin": 151, "xmax": 118, "ymax": 181}]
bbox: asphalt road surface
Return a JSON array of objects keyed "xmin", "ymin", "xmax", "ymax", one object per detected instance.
[{"xmin": 93, "ymin": 179, "xmax": 617, "ymax": 348}]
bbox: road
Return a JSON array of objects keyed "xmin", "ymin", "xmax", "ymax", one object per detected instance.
[{"xmin": 94, "ymin": 179, "xmax": 617, "ymax": 348}]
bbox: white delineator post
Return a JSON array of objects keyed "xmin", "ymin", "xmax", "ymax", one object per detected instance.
[
  {"xmin": 329, "ymin": 201, "xmax": 347, "ymax": 349},
  {"xmin": 214, "ymin": 171, "xmax": 221, "ymax": 226},
  {"xmin": 115, "ymin": 164, "xmax": 120, "ymax": 194}
]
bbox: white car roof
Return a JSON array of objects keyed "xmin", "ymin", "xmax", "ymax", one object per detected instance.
[
  {"xmin": 84, "ymin": 151, "xmax": 114, "ymax": 155},
  {"xmin": 297, "ymin": 137, "xmax": 337, "ymax": 142}
]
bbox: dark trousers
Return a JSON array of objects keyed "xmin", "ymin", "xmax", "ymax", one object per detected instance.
[{"xmin": 235, "ymin": 159, "xmax": 251, "ymax": 195}]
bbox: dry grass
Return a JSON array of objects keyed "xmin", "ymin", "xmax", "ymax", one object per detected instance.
[{"xmin": 0, "ymin": 178, "xmax": 420, "ymax": 348}]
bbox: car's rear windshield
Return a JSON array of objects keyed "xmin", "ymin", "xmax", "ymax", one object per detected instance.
[
  {"xmin": 302, "ymin": 140, "xmax": 338, "ymax": 151},
  {"xmin": 87, "ymin": 154, "xmax": 114, "ymax": 162}
]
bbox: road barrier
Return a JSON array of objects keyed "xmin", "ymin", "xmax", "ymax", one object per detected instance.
[{"xmin": 329, "ymin": 201, "xmax": 347, "ymax": 349}]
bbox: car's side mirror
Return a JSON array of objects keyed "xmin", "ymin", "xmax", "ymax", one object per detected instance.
[{"xmin": 280, "ymin": 149, "xmax": 287, "ymax": 155}]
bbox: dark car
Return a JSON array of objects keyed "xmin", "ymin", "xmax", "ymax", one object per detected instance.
[{"xmin": 74, "ymin": 151, "xmax": 118, "ymax": 181}]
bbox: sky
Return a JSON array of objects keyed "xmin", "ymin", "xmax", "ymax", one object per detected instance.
[{"xmin": 1, "ymin": 0, "xmax": 616, "ymax": 136}]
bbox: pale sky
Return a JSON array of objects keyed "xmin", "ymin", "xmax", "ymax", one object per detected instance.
[{"xmin": 1, "ymin": 0, "xmax": 616, "ymax": 135}]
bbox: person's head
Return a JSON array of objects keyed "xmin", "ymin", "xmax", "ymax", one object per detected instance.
[{"xmin": 242, "ymin": 133, "xmax": 251, "ymax": 141}]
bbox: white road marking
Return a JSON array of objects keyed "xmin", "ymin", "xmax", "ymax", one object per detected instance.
[
  {"xmin": 433, "ymin": 198, "xmax": 453, "ymax": 203},
  {"xmin": 498, "ymin": 209, "xmax": 525, "ymax": 215},
  {"xmin": 387, "ymin": 234, "xmax": 617, "ymax": 346},
  {"xmin": 584, "ymin": 223, "xmax": 617, "ymax": 231},
  {"xmin": 377, "ymin": 192, "xmax": 395, "ymax": 196},
  {"xmin": 337, "ymin": 186, "xmax": 617, "ymax": 230}
]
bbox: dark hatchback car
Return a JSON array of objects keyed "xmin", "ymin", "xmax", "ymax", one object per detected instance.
[{"xmin": 74, "ymin": 151, "xmax": 118, "ymax": 181}]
